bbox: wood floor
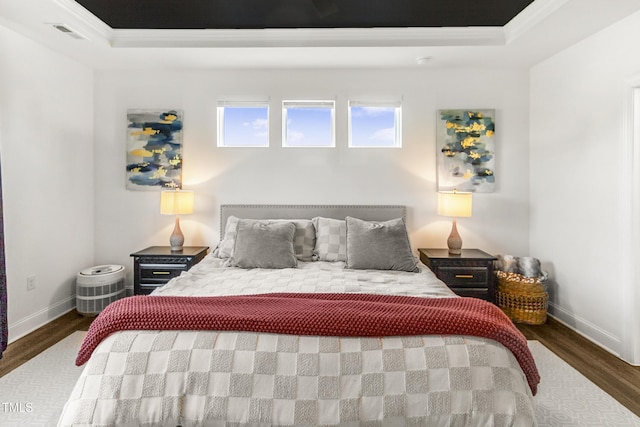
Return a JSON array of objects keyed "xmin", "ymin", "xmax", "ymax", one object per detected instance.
[
  {"xmin": 0, "ymin": 310, "xmax": 94, "ymax": 378},
  {"xmin": 1, "ymin": 311, "xmax": 639, "ymax": 417}
]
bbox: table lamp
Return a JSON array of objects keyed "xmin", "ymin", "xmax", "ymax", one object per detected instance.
[
  {"xmin": 437, "ymin": 189, "xmax": 472, "ymax": 255},
  {"xmin": 160, "ymin": 190, "xmax": 194, "ymax": 252}
]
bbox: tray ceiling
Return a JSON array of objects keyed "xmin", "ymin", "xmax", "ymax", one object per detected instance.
[{"xmin": 74, "ymin": 0, "xmax": 535, "ymax": 30}]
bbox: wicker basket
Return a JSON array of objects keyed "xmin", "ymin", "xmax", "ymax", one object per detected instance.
[{"xmin": 495, "ymin": 270, "xmax": 548, "ymax": 325}]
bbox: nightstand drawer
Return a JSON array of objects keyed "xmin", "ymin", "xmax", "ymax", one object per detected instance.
[
  {"xmin": 437, "ymin": 267, "xmax": 488, "ymax": 287},
  {"xmin": 139, "ymin": 264, "xmax": 187, "ymax": 282},
  {"xmin": 137, "ymin": 283, "xmax": 167, "ymax": 294},
  {"xmin": 452, "ymin": 288, "xmax": 490, "ymax": 299}
]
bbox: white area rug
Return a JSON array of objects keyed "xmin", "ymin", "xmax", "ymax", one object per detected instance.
[
  {"xmin": 0, "ymin": 334, "xmax": 638, "ymax": 426},
  {"xmin": 0, "ymin": 331, "xmax": 86, "ymax": 426},
  {"xmin": 529, "ymin": 341, "xmax": 640, "ymax": 426}
]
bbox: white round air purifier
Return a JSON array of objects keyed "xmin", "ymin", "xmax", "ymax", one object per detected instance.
[{"xmin": 76, "ymin": 265, "xmax": 126, "ymax": 316}]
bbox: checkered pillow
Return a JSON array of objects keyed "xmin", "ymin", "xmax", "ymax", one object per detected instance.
[
  {"xmin": 213, "ymin": 216, "xmax": 316, "ymax": 262},
  {"xmin": 291, "ymin": 220, "xmax": 317, "ymax": 261},
  {"xmin": 312, "ymin": 217, "xmax": 347, "ymax": 262},
  {"xmin": 213, "ymin": 216, "xmax": 241, "ymax": 259}
]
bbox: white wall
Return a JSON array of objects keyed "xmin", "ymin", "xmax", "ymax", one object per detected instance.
[
  {"xmin": 530, "ymin": 11, "xmax": 640, "ymax": 363},
  {"xmin": 93, "ymin": 68, "xmax": 531, "ymax": 288},
  {"xmin": 0, "ymin": 25, "xmax": 94, "ymax": 341}
]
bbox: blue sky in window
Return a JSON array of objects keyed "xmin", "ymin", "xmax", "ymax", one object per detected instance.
[
  {"xmin": 223, "ymin": 106, "xmax": 268, "ymax": 146},
  {"xmin": 350, "ymin": 106, "xmax": 397, "ymax": 147},
  {"xmin": 286, "ymin": 107, "xmax": 333, "ymax": 147}
]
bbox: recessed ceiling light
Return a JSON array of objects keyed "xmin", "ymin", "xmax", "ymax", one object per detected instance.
[{"xmin": 416, "ymin": 56, "xmax": 433, "ymax": 65}]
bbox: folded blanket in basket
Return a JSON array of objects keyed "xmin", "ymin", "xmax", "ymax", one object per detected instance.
[{"xmin": 76, "ymin": 293, "xmax": 540, "ymax": 394}]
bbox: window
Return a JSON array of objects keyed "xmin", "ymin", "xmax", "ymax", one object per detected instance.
[
  {"xmin": 217, "ymin": 101, "xmax": 269, "ymax": 147},
  {"xmin": 282, "ymin": 100, "xmax": 335, "ymax": 147},
  {"xmin": 348, "ymin": 101, "xmax": 402, "ymax": 148}
]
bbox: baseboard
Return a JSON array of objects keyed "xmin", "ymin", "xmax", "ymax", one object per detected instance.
[
  {"xmin": 548, "ymin": 302, "xmax": 622, "ymax": 358},
  {"xmin": 7, "ymin": 296, "xmax": 76, "ymax": 344}
]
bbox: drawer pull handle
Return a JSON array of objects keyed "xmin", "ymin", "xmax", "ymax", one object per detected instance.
[
  {"xmin": 455, "ymin": 274, "xmax": 474, "ymax": 279},
  {"xmin": 153, "ymin": 271, "xmax": 171, "ymax": 275}
]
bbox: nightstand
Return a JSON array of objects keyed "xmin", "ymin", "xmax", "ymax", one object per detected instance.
[
  {"xmin": 418, "ymin": 248, "xmax": 497, "ymax": 302},
  {"xmin": 130, "ymin": 246, "xmax": 209, "ymax": 295}
]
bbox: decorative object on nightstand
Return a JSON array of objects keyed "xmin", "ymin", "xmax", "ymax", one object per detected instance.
[
  {"xmin": 437, "ymin": 189, "xmax": 472, "ymax": 255},
  {"xmin": 130, "ymin": 246, "xmax": 208, "ymax": 295},
  {"xmin": 494, "ymin": 255, "xmax": 548, "ymax": 325},
  {"xmin": 160, "ymin": 189, "xmax": 194, "ymax": 252},
  {"xmin": 418, "ymin": 248, "xmax": 496, "ymax": 302}
]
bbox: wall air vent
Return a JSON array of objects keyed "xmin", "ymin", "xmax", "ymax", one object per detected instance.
[{"xmin": 50, "ymin": 23, "xmax": 88, "ymax": 40}]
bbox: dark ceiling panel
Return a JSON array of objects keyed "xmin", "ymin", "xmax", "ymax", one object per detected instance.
[{"xmin": 75, "ymin": 0, "xmax": 535, "ymax": 30}]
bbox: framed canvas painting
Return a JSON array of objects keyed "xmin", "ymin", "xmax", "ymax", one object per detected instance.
[
  {"xmin": 436, "ymin": 109, "xmax": 495, "ymax": 192},
  {"xmin": 126, "ymin": 109, "xmax": 183, "ymax": 190}
]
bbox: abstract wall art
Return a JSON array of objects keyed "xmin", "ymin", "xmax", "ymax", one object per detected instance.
[
  {"xmin": 436, "ymin": 109, "xmax": 496, "ymax": 193},
  {"xmin": 126, "ymin": 109, "xmax": 183, "ymax": 190}
]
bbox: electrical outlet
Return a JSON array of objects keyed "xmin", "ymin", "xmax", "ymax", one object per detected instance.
[{"xmin": 27, "ymin": 275, "xmax": 36, "ymax": 291}]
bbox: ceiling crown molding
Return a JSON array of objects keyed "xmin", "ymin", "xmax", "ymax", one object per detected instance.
[
  {"xmin": 109, "ymin": 27, "xmax": 505, "ymax": 48},
  {"xmin": 53, "ymin": 0, "xmax": 113, "ymax": 40},
  {"xmin": 504, "ymin": 0, "xmax": 570, "ymax": 42}
]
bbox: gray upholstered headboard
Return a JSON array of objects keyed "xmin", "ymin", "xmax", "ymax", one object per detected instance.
[{"xmin": 220, "ymin": 204, "xmax": 406, "ymax": 238}]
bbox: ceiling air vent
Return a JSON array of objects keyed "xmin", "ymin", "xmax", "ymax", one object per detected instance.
[{"xmin": 51, "ymin": 24, "xmax": 88, "ymax": 40}]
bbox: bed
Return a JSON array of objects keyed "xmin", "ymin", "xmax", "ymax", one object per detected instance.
[{"xmin": 59, "ymin": 204, "xmax": 539, "ymax": 426}]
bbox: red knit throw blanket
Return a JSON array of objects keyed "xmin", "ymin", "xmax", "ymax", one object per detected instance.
[{"xmin": 77, "ymin": 293, "xmax": 540, "ymax": 394}]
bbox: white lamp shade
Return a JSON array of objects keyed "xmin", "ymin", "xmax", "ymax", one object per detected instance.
[
  {"xmin": 160, "ymin": 190, "xmax": 194, "ymax": 215},
  {"xmin": 438, "ymin": 191, "xmax": 472, "ymax": 218}
]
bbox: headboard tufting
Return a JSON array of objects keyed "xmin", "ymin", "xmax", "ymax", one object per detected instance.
[{"xmin": 219, "ymin": 204, "xmax": 406, "ymax": 238}]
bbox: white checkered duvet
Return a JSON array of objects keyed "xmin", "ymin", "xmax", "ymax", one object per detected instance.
[{"xmin": 58, "ymin": 256, "xmax": 536, "ymax": 426}]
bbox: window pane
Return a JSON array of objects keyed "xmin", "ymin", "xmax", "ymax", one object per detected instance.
[
  {"xmin": 218, "ymin": 104, "xmax": 269, "ymax": 147},
  {"xmin": 349, "ymin": 103, "xmax": 401, "ymax": 148},
  {"xmin": 283, "ymin": 101, "xmax": 335, "ymax": 147}
]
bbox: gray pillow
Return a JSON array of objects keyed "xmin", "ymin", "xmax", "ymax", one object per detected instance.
[
  {"xmin": 345, "ymin": 216, "xmax": 418, "ymax": 272},
  {"xmin": 215, "ymin": 216, "xmax": 315, "ymax": 261},
  {"xmin": 231, "ymin": 219, "xmax": 297, "ymax": 269}
]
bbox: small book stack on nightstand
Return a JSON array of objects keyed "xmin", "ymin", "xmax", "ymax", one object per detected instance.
[
  {"xmin": 130, "ymin": 246, "xmax": 209, "ymax": 295},
  {"xmin": 418, "ymin": 248, "xmax": 496, "ymax": 302}
]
